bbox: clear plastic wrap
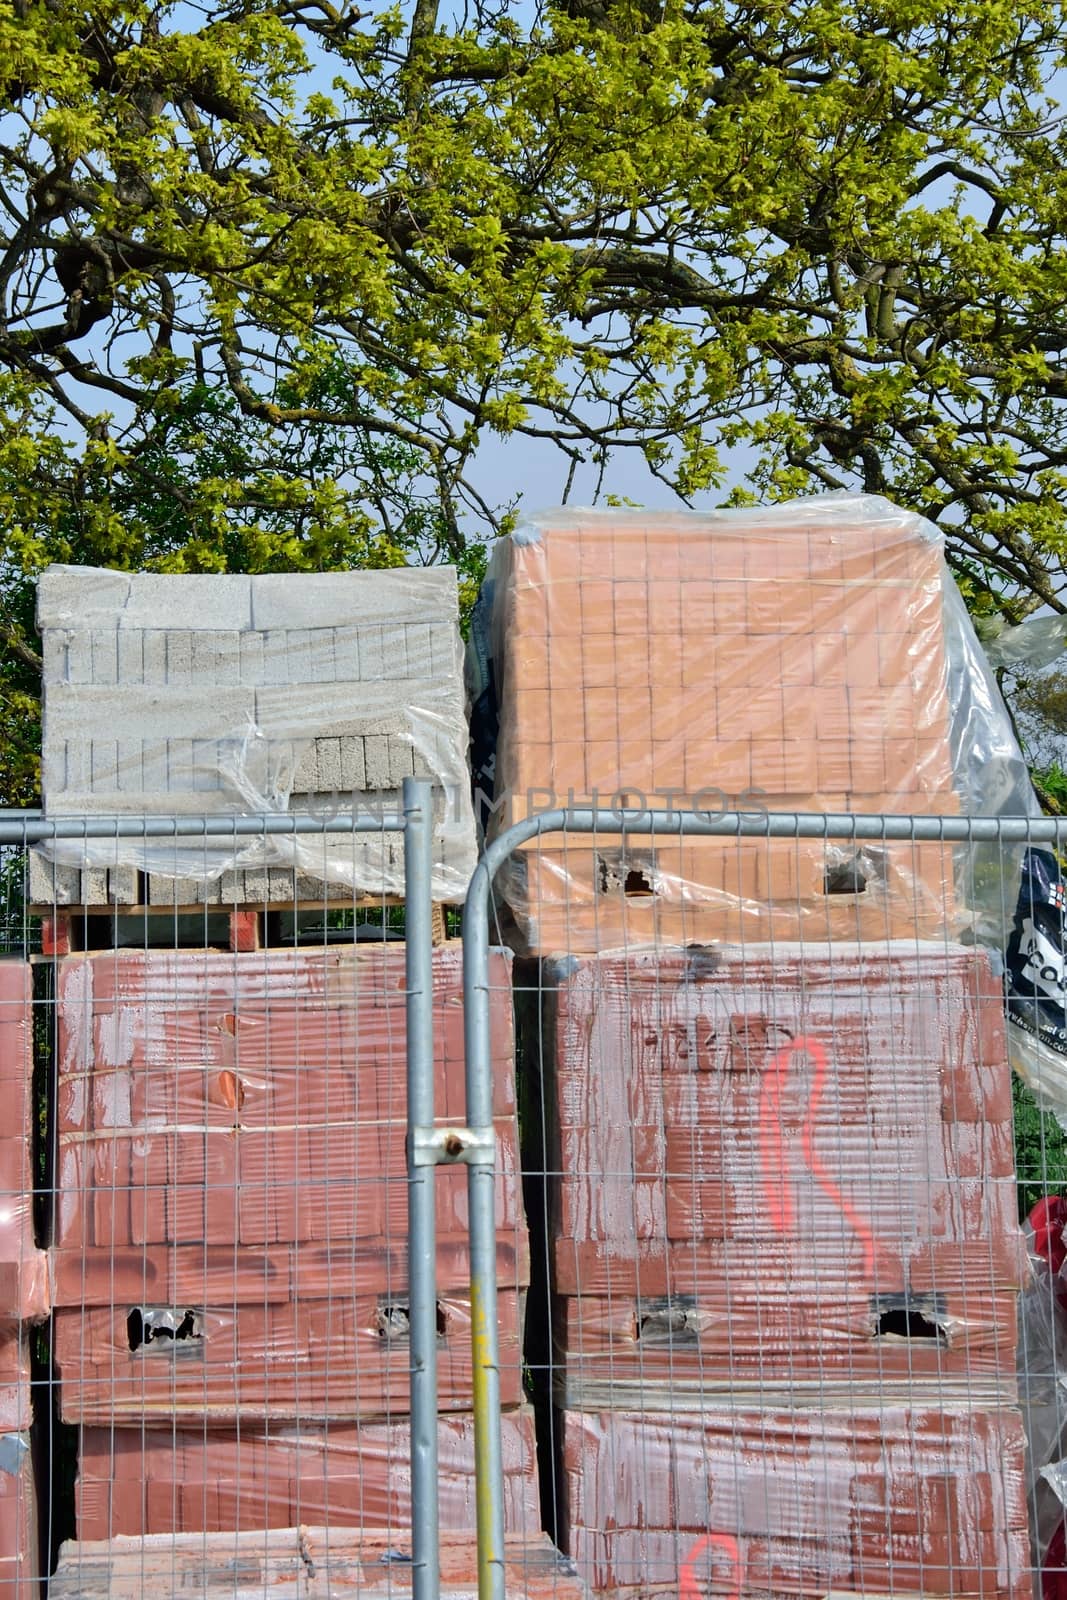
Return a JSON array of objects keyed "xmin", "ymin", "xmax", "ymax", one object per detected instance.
[
  {"xmin": 36, "ymin": 565, "xmax": 479, "ymax": 901},
  {"xmin": 49, "ymin": 1529, "xmax": 590, "ymax": 1599},
  {"xmin": 982, "ymin": 614, "xmax": 1067, "ymax": 673},
  {"xmin": 53, "ymin": 1288, "xmax": 525, "ymax": 1424},
  {"xmin": 561, "ymin": 1404, "xmax": 1031, "ymax": 1598},
  {"xmin": 0, "ymin": 961, "xmax": 49, "ymax": 1323},
  {"xmin": 75, "ymin": 1409, "xmax": 541, "ymax": 1540},
  {"xmin": 535, "ymin": 944, "xmax": 1024, "ymax": 1399},
  {"xmin": 469, "ymin": 494, "xmax": 1035, "ymax": 953},
  {"xmin": 50, "ymin": 944, "xmax": 527, "ymax": 1424},
  {"xmin": 0, "ymin": 1334, "xmax": 35, "ymax": 1596},
  {"xmin": 525, "ymin": 942, "xmax": 1032, "ymax": 1596}
]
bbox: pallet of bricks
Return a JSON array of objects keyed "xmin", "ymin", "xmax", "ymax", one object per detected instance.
[
  {"xmin": 0, "ymin": 961, "xmax": 50, "ymax": 1595},
  {"xmin": 473, "ymin": 495, "xmax": 1038, "ymax": 1597},
  {"xmin": 31, "ymin": 566, "xmax": 585, "ymax": 1597}
]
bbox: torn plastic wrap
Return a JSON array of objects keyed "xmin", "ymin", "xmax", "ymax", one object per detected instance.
[
  {"xmin": 75, "ymin": 1408, "xmax": 541, "ymax": 1540},
  {"xmin": 982, "ymin": 613, "xmax": 1067, "ymax": 673},
  {"xmin": 521, "ymin": 944, "xmax": 1033, "ymax": 1596},
  {"xmin": 469, "ymin": 493, "xmax": 1035, "ymax": 954},
  {"xmin": 53, "ymin": 1288, "xmax": 526, "ymax": 1424},
  {"xmin": 35, "ymin": 565, "xmax": 479, "ymax": 901},
  {"xmin": 50, "ymin": 943, "xmax": 528, "ymax": 1423},
  {"xmin": 534, "ymin": 945, "xmax": 1025, "ymax": 1400}
]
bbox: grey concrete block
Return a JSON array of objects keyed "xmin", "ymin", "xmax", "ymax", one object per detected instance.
[
  {"xmin": 117, "ymin": 631, "xmax": 144, "ymax": 684},
  {"xmin": 45, "ymin": 686, "xmax": 254, "ymax": 742},
  {"xmin": 41, "ymin": 746, "xmax": 66, "ymax": 796},
  {"xmin": 218, "ymin": 867, "xmax": 271, "ymax": 903},
  {"xmin": 82, "ymin": 869, "xmax": 109, "ymax": 905},
  {"xmin": 116, "ymin": 742, "xmax": 144, "ymax": 794},
  {"xmin": 48, "ymin": 789, "xmax": 240, "ymax": 817},
  {"xmin": 62, "ymin": 739, "xmax": 90, "ymax": 790},
  {"xmin": 285, "ymin": 629, "xmax": 314, "ymax": 685},
  {"xmin": 430, "ymin": 623, "xmax": 459, "ymax": 677},
  {"xmin": 89, "ymin": 630, "xmax": 119, "ymax": 685},
  {"xmin": 107, "ymin": 866, "xmax": 140, "ymax": 904},
  {"xmin": 117, "ymin": 573, "xmax": 252, "ymax": 632},
  {"xmin": 150, "ymin": 873, "xmax": 211, "ymax": 906},
  {"xmin": 142, "ymin": 631, "xmax": 168, "ymax": 685},
  {"xmin": 290, "ymin": 742, "xmax": 320, "ymax": 792},
  {"xmin": 41, "ymin": 633, "xmax": 69, "ymax": 686},
  {"xmin": 358, "ymin": 626, "xmax": 385, "ymax": 681},
  {"xmin": 315, "ymin": 737, "xmax": 342, "ymax": 792},
  {"xmin": 332, "ymin": 627, "xmax": 360, "ymax": 679},
  {"xmin": 363, "ymin": 735, "xmax": 390, "ymax": 790},
  {"xmin": 192, "ymin": 631, "xmax": 242, "ymax": 686},
  {"xmin": 260, "ymin": 630, "xmax": 291, "ymax": 687},
  {"xmin": 140, "ymin": 740, "xmax": 169, "ymax": 793},
  {"xmin": 250, "ymin": 567, "xmax": 458, "ymax": 630},
  {"xmin": 404, "ymin": 623, "xmax": 433, "ymax": 679},
  {"xmin": 90, "ymin": 741, "xmax": 119, "ymax": 792},
  {"xmin": 387, "ymin": 738, "xmax": 414, "ymax": 787},
  {"xmin": 191, "ymin": 740, "xmax": 225, "ymax": 793},
  {"xmin": 165, "ymin": 632, "xmax": 192, "ymax": 684},
  {"xmin": 27, "ymin": 851, "xmax": 82, "ymax": 906},
  {"xmin": 166, "ymin": 738, "xmax": 194, "ymax": 794},
  {"xmin": 339, "ymin": 736, "xmax": 366, "ymax": 790},
  {"xmin": 254, "ymin": 683, "xmax": 408, "ymax": 741},
  {"xmin": 239, "ymin": 632, "xmax": 266, "ymax": 686},
  {"xmin": 65, "ymin": 631, "xmax": 93, "ymax": 685},
  {"xmin": 37, "ymin": 566, "xmax": 131, "ymax": 629}
]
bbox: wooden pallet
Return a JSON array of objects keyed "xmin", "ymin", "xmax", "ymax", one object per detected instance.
[{"xmin": 32, "ymin": 900, "xmax": 449, "ymax": 957}]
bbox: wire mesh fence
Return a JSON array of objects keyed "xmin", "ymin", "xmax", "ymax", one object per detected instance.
[
  {"xmin": 461, "ymin": 807, "xmax": 1067, "ymax": 1600},
  {"xmin": 4, "ymin": 801, "xmax": 1067, "ymax": 1598},
  {"xmin": 0, "ymin": 802, "xmax": 560, "ymax": 1600}
]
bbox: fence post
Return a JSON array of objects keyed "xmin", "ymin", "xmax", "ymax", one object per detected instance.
[
  {"xmin": 462, "ymin": 850, "xmax": 510, "ymax": 1600},
  {"xmin": 404, "ymin": 776, "xmax": 440, "ymax": 1600}
]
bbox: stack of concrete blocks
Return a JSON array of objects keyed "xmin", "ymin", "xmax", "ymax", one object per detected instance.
[
  {"xmin": 32, "ymin": 566, "xmax": 478, "ymax": 908},
  {"xmin": 0, "ymin": 964, "xmax": 49, "ymax": 1596},
  {"xmin": 481, "ymin": 504, "xmax": 1035, "ymax": 1596},
  {"xmin": 51, "ymin": 944, "xmax": 540, "ymax": 1543}
]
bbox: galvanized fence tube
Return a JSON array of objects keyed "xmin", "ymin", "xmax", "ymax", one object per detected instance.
[
  {"xmin": 404, "ymin": 777, "xmax": 442, "ymax": 1600},
  {"xmin": 461, "ymin": 807, "xmax": 1067, "ymax": 1600}
]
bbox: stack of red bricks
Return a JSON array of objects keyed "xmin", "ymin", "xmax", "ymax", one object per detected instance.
[
  {"xmin": 484, "ymin": 506, "xmax": 1033, "ymax": 1595},
  {"xmin": 537, "ymin": 944, "xmax": 1030, "ymax": 1597},
  {"xmin": 51, "ymin": 944, "xmax": 541, "ymax": 1544},
  {"xmin": 487, "ymin": 506, "xmax": 959, "ymax": 952},
  {"xmin": 0, "ymin": 962, "xmax": 50, "ymax": 1594}
]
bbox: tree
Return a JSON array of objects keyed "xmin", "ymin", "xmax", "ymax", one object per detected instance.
[{"xmin": 0, "ymin": 0, "xmax": 1066, "ymax": 798}]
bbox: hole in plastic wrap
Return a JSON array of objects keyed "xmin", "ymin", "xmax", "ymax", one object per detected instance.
[
  {"xmin": 623, "ymin": 868, "xmax": 654, "ymax": 898},
  {"xmin": 596, "ymin": 850, "xmax": 658, "ymax": 897},
  {"xmin": 375, "ymin": 1301, "xmax": 448, "ymax": 1342},
  {"xmin": 127, "ymin": 1306, "xmax": 203, "ymax": 1352},
  {"xmin": 637, "ymin": 1297, "xmax": 701, "ymax": 1344},
  {"xmin": 871, "ymin": 1291, "xmax": 948, "ymax": 1345},
  {"xmin": 824, "ymin": 856, "xmax": 869, "ymax": 895}
]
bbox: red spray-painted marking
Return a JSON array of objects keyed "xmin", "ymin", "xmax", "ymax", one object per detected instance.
[
  {"xmin": 679, "ymin": 1532, "xmax": 742, "ymax": 1600},
  {"xmin": 758, "ymin": 1036, "xmax": 877, "ymax": 1282}
]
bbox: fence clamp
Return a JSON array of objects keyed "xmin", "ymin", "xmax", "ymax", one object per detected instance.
[{"xmin": 410, "ymin": 1125, "xmax": 497, "ymax": 1167}]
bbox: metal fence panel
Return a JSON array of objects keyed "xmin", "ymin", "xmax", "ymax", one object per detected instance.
[
  {"xmin": 0, "ymin": 801, "xmax": 485, "ymax": 1599},
  {"xmin": 463, "ymin": 808, "xmax": 1067, "ymax": 1600}
]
